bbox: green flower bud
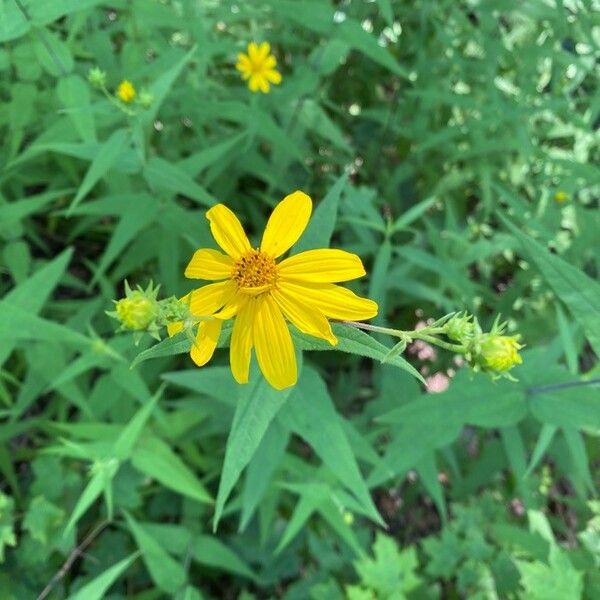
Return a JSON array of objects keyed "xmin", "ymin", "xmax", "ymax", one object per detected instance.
[
  {"xmin": 138, "ymin": 89, "xmax": 154, "ymax": 108},
  {"xmin": 88, "ymin": 67, "xmax": 107, "ymax": 89},
  {"xmin": 478, "ymin": 334, "xmax": 523, "ymax": 373},
  {"xmin": 115, "ymin": 291, "xmax": 157, "ymax": 330},
  {"xmin": 445, "ymin": 312, "xmax": 475, "ymax": 344}
]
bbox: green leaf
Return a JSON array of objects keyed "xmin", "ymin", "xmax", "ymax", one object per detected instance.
[
  {"xmin": 280, "ymin": 367, "xmax": 384, "ymax": 525},
  {"xmin": 499, "ymin": 214, "xmax": 600, "ymax": 357},
  {"xmin": 0, "ymin": 303, "xmax": 91, "ymax": 348},
  {"xmin": 143, "ymin": 46, "xmax": 197, "ymax": 125},
  {"xmin": 68, "ymin": 129, "xmax": 130, "ymax": 214},
  {"xmin": 23, "ymin": 496, "xmax": 64, "ymax": 544},
  {"xmin": 353, "ymin": 533, "xmax": 422, "ymax": 596},
  {"xmin": 240, "ymin": 419, "xmax": 288, "ymax": 531},
  {"xmin": 130, "ymin": 331, "xmax": 195, "ymax": 368},
  {"xmin": 124, "ymin": 513, "xmax": 186, "ymax": 594},
  {"xmin": 0, "ymin": 248, "xmax": 73, "ymax": 367},
  {"xmin": 144, "ymin": 157, "xmax": 216, "ymax": 206},
  {"xmin": 337, "ymin": 19, "xmax": 409, "ymax": 79},
  {"xmin": 192, "ymin": 535, "xmax": 255, "ymax": 579},
  {"xmin": 294, "ymin": 324, "xmax": 425, "ymax": 384},
  {"xmin": 67, "ymin": 553, "xmax": 139, "ymax": 600},
  {"xmin": 214, "ymin": 367, "xmax": 295, "ymax": 530},
  {"xmin": 64, "ymin": 460, "xmax": 118, "ymax": 535},
  {"xmin": 56, "ymin": 75, "xmax": 96, "ymax": 142},
  {"xmin": 517, "ymin": 544, "xmax": 583, "ymax": 600},
  {"xmin": 113, "ymin": 387, "xmax": 162, "ymax": 460},
  {"xmin": 293, "ymin": 174, "xmax": 346, "ymax": 253},
  {"xmin": 131, "ymin": 436, "xmax": 212, "ymax": 504},
  {"xmin": 0, "ymin": 493, "xmax": 16, "ymax": 561}
]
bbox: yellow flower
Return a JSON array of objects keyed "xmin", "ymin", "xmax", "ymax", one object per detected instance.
[
  {"xmin": 554, "ymin": 191, "xmax": 568, "ymax": 203},
  {"xmin": 116, "ymin": 79, "xmax": 136, "ymax": 103},
  {"xmin": 236, "ymin": 42, "xmax": 282, "ymax": 93},
  {"xmin": 170, "ymin": 191, "xmax": 378, "ymax": 390},
  {"xmin": 479, "ymin": 334, "xmax": 523, "ymax": 373}
]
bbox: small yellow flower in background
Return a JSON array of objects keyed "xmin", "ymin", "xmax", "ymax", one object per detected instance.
[
  {"xmin": 236, "ymin": 42, "xmax": 282, "ymax": 93},
  {"xmin": 170, "ymin": 191, "xmax": 378, "ymax": 390},
  {"xmin": 479, "ymin": 334, "xmax": 523, "ymax": 373},
  {"xmin": 116, "ymin": 79, "xmax": 136, "ymax": 103},
  {"xmin": 554, "ymin": 191, "xmax": 568, "ymax": 203}
]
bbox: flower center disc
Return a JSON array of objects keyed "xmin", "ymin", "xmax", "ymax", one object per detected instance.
[{"xmin": 232, "ymin": 249, "xmax": 277, "ymax": 290}]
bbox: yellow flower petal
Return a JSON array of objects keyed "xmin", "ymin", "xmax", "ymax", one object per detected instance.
[
  {"xmin": 167, "ymin": 321, "xmax": 184, "ymax": 337},
  {"xmin": 254, "ymin": 295, "xmax": 297, "ymax": 390},
  {"xmin": 190, "ymin": 319, "xmax": 222, "ymax": 367},
  {"xmin": 265, "ymin": 69, "xmax": 282, "ymax": 84},
  {"xmin": 185, "ymin": 249, "xmax": 234, "ymax": 280},
  {"xmin": 230, "ymin": 298, "xmax": 257, "ymax": 384},
  {"xmin": 214, "ymin": 291, "xmax": 248, "ymax": 320},
  {"xmin": 278, "ymin": 281, "xmax": 378, "ymax": 320},
  {"xmin": 188, "ymin": 280, "xmax": 237, "ymax": 316},
  {"xmin": 206, "ymin": 204, "xmax": 251, "ymax": 259},
  {"xmin": 272, "ymin": 287, "xmax": 337, "ymax": 345},
  {"xmin": 278, "ymin": 249, "xmax": 366, "ymax": 283},
  {"xmin": 261, "ymin": 191, "xmax": 312, "ymax": 258}
]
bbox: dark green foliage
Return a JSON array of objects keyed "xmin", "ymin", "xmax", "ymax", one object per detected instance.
[{"xmin": 0, "ymin": 0, "xmax": 598, "ymax": 598}]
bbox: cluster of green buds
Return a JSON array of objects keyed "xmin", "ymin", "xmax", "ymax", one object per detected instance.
[
  {"xmin": 445, "ymin": 313, "xmax": 524, "ymax": 379},
  {"xmin": 107, "ymin": 281, "xmax": 191, "ymax": 344},
  {"xmin": 87, "ymin": 67, "xmax": 154, "ymax": 115},
  {"xmin": 347, "ymin": 311, "xmax": 524, "ymax": 381}
]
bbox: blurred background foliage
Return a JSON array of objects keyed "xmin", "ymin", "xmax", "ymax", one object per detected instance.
[{"xmin": 0, "ymin": 0, "xmax": 599, "ymax": 598}]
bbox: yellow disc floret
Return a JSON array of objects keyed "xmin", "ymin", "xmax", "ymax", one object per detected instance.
[{"xmin": 232, "ymin": 249, "xmax": 277, "ymax": 289}]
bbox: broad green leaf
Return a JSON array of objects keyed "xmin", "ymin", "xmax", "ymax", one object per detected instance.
[
  {"xmin": 68, "ymin": 129, "xmax": 130, "ymax": 213},
  {"xmin": 67, "ymin": 553, "xmax": 138, "ymax": 600},
  {"xmin": 214, "ymin": 367, "xmax": 295, "ymax": 530},
  {"xmin": 280, "ymin": 367, "xmax": 384, "ymax": 525},
  {"xmin": 131, "ymin": 436, "xmax": 212, "ymax": 503},
  {"xmin": 124, "ymin": 513, "xmax": 186, "ymax": 594},
  {"xmin": 240, "ymin": 419, "xmax": 288, "ymax": 531},
  {"xmin": 56, "ymin": 75, "xmax": 96, "ymax": 142}
]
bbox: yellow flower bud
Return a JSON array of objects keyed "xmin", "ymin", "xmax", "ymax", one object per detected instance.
[
  {"xmin": 116, "ymin": 79, "xmax": 136, "ymax": 103},
  {"xmin": 479, "ymin": 334, "xmax": 523, "ymax": 373},
  {"xmin": 115, "ymin": 292, "xmax": 156, "ymax": 330},
  {"xmin": 554, "ymin": 191, "xmax": 568, "ymax": 203}
]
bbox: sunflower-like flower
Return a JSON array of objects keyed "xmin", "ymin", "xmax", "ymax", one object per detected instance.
[
  {"xmin": 170, "ymin": 191, "xmax": 378, "ymax": 389},
  {"xmin": 479, "ymin": 334, "xmax": 523, "ymax": 373},
  {"xmin": 236, "ymin": 42, "xmax": 282, "ymax": 93}
]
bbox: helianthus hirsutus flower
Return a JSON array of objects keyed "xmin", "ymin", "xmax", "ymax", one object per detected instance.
[
  {"xmin": 236, "ymin": 42, "xmax": 282, "ymax": 93},
  {"xmin": 171, "ymin": 191, "xmax": 378, "ymax": 390}
]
